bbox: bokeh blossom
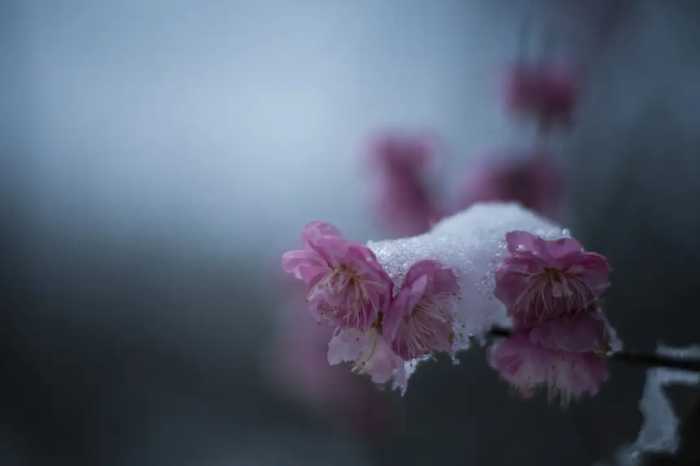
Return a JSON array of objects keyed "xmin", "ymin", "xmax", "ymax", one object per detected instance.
[
  {"xmin": 455, "ymin": 149, "xmax": 565, "ymax": 220},
  {"xmin": 282, "ymin": 221, "xmax": 393, "ymax": 330},
  {"xmin": 504, "ymin": 63, "xmax": 579, "ymax": 129},
  {"xmin": 383, "ymin": 260, "xmax": 459, "ymax": 360},
  {"xmin": 489, "ymin": 312, "xmax": 610, "ymax": 403},
  {"xmin": 368, "ymin": 133, "xmax": 441, "ymax": 236},
  {"xmin": 268, "ymin": 301, "xmax": 395, "ymax": 435},
  {"xmin": 272, "ymin": 305, "xmax": 368, "ymax": 403},
  {"xmin": 495, "ymin": 230, "xmax": 610, "ymax": 328}
]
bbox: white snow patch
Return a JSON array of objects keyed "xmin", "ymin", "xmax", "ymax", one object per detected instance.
[
  {"xmin": 368, "ymin": 202, "xmax": 568, "ymax": 351},
  {"xmin": 598, "ymin": 344, "xmax": 700, "ymax": 466}
]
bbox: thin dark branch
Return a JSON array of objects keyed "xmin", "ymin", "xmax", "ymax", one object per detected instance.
[{"xmin": 608, "ymin": 351, "xmax": 700, "ymax": 372}]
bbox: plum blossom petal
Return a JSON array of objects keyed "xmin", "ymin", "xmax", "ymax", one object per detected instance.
[
  {"xmin": 328, "ymin": 327, "xmax": 405, "ymax": 386},
  {"xmin": 489, "ymin": 305, "xmax": 613, "ymax": 403},
  {"xmin": 489, "ymin": 331, "xmax": 609, "ymax": 403},
  {"xmin": 505, "ymin": 229, "xmax": 583, "ymax": 262},
  {"xmin": 282, "ymin": 221, "xmax": 343, "ymax": 284},
  {"xmin": 327, "ymin": 327, "xmax": 369, "ymax": 366},
  {"xmin": 383, "ymin": 260, "xmax": 460, "ymax": 360},
  {"xmin": 282, "ymin": 221, "xmax": 393, "ymax": 330},
  {"xmin": 301, "ymin": 220, "xmax": 342, "ymax": 247},
  {"xmin": 528, "ymin": 311, "xmax": 610, "ymax": 354},
  {"xmin": 495, "ymin": 230, "xmax": 611, "ymax": 327},
  {"xmin": 281, "ymin": 249, "xmax": 328, "ymax": 284}
]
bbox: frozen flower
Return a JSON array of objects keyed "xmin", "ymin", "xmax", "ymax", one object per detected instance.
[
  {"xmin": 383, "ymin": 260, "xmax": 460, "ymax": 360},
  {"xmin": 455, "ymin": 150, "xmax": 565, "ymax": 220},
  {"xmin": 368, "ymin": 133, "xmax": 441, "ymax": 236},
  {"xmin": 282, "ymin": 221, "xmax": 393, "ymax": 330},
  {"xmin": 495, "ymin": 230, "xmax": 610, "ymax": 327},
  {"xmin": 489, "ymin": 312, "xmax": 611, "ymax": 403},
  {"xmin": 327, "ymin": 327, "xmax": 406, "ymax": 387},
  {"xmin": 504, "ymin": 63, "xmax": 579, "ymax": 129}
]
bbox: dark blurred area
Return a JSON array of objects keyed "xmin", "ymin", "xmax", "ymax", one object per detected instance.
[{"xmin": 2, "ymin": 1, "xmax": 700, "ymax": 465}]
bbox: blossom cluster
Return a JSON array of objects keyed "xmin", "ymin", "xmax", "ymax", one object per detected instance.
[
  {"xmin": 489, "ymin": 230, "xmax": 613, "ymax": 403},
  {"xmin": 282, "ymin": 221, "xmax": 460, "ymax": 393},
  {"xmin": 282, "ymin": 204, "xmax": 617, "ymax": 402}
]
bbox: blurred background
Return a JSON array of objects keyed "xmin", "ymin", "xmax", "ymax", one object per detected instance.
[{"xmin": 2, "ymin": 0, "xmax": 700, "ymax": 464}]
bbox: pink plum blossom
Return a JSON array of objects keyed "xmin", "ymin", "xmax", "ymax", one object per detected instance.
[
  {"xmin": 504, "ymin": 63, "xmax": 579, "ymax": 129},
  {"xmin": 489, "ymin": 334, "xmax": 608, "ymax": 403},
  {"xmin": 489, "ymin": 312, "xmax": 610, "ymax": 403},
  {"xmin": 368, "ymin": 133, "xmax": 441, "ymax": 236},
  {"xmin": 282, "ymin": 221, "xmax": 393, "ymax": 331},
  {"xmin": 327, "ymin": 327, "xmax": 406, "ymax": 389},
  {"xmin": 495, "ymin": 230, "xmax": 610, "ymax": 328},
  {"xmin": 455, "ymin": 150, "xmax": 565, "ymax": 220},
  {"xmin": 383, "ymin": 260, "xmax": 460, "ymax": 360}
]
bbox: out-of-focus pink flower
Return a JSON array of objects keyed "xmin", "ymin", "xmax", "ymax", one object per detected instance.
[
  {"xmin": 383, "ymin": 260, "xmax": 459, "ymax": 360},
  {"xmin": 327, "ymin": 327, "xmax": 405, "ymax": 386},
  {"xmin": 456, "ymin": 150, "xmax": 565, "ymax": 220},
  {"xmin": 495, "ymin": 230, "xmax": 610, "ymax": 328},
  {"xmin": 489, "ymin": 312, "xmax": 610, "ymax": 402},
  {"xmin": 267, "ymin": 301, "xmax": 396, "ymax": 436},
  {"xmin": 272, "ymin": 306, "xmax": 366, "ymax": 403},
  {"xmin": 369, "ymin": 133, "xmax": 441, "ymax": 236},
  {"xmin": 282, "ymin": 222, "xmax": 393, "ymax": 330},
  {"xmin": 504, "ymin": 63, "xmax": 579, "ymax": 128}
]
